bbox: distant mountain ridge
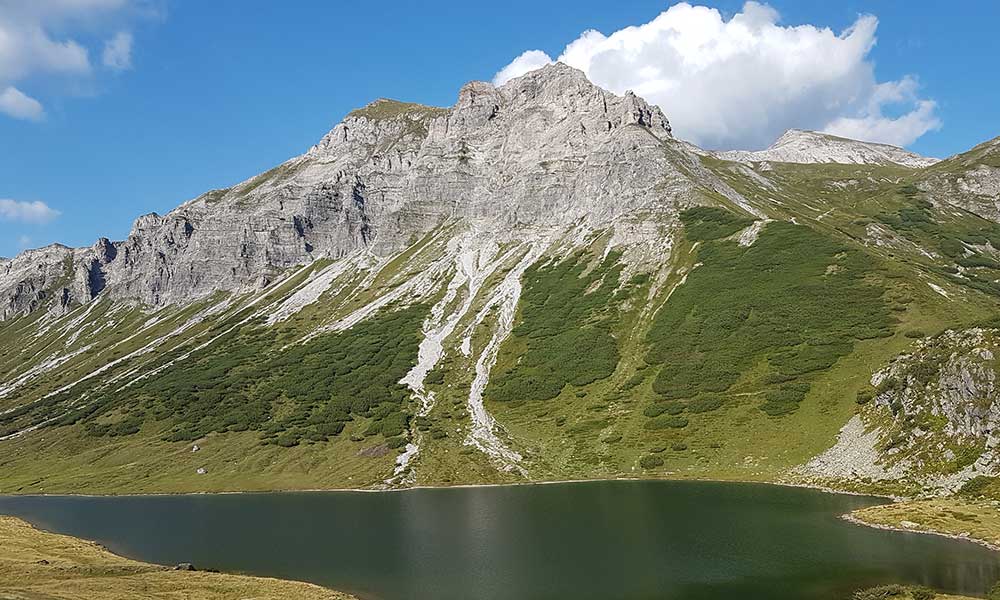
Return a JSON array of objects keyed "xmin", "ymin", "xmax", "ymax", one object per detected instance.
[{"xmin": 717, "ymin": 128, "xmax": 940, "ymax": 168}]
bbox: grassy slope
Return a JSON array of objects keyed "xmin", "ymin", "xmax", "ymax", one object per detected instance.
[
  {"xmin": 484, "ymin": 194, "xmax": 996, "ymax": 488},
  {"xmin": 0, "ymin": 231, "xmax": 453, "ymax": 494},
  {"xmin": 1, "ymin": 156, "xmax": 1000, "ymax": 495},
  {"xmin": 0, "ymin": 515, "xmax": 356, "ymax": 600}
]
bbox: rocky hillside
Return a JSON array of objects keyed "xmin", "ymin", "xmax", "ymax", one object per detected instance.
[
  {"xmin": 1, "ymin": 63, "xmax": 682, "ymax": 312},
  {"xmin": 1, "ymin": 63, "xmax": 999, "ymax": 496}
]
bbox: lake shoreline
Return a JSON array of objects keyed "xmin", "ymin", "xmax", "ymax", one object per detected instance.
[
  {"xmin": 0, "ymin": 473, "xmax": 897, "ymax": 501},
  {"xmin": 841, "ymin": 512, "xmax": 1000, "ymax": 553}
]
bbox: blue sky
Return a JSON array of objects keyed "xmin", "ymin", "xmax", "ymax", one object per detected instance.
[{"xmin": 2, "ymin": 1, "xmax": 999, "ymax": 258}]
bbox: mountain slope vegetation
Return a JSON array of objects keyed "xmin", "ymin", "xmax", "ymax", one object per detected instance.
[{"xmin": 1, "ymin": 64, "xmax": 999, "ymax": 497}]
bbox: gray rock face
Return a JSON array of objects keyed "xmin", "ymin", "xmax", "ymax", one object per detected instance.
[
  {"xmin": 921, "ymin": 138, "xmax": 1000, "ymax": 223},
  {"xmin": 865, "ymin": 329, "xmax": 1000, "ymax": 491},
  {"xmin": 717, "ymin": 129, "xmax": 939, "ymax": 168},
  {"xmin": 800, "ymin": 328, "xmax": 1000, "ymax": 493},
  {"xmin": 0, "ymin": 62, "xmax": 689, "ymax": 313},
  {"xmin": 1, "ymin": 240, "xmax": 117, "ymax": 321}
]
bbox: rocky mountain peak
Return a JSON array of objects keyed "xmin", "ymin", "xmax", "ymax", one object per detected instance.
[
  {"xmin": 1, "ymin": 65, "xmax": 690, "ymax": 315},
  {"xmin": 716, "ymin": 128, "xmax": 939, "ymax": 168},
  {"xmin": 493, "ymin": 62, "xmax": 672, "ymax": 140}
]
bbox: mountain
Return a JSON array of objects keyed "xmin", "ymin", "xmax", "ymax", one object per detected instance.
[
  {"xmin": 2, "ymin": 63, "xmax": 1000, "ymax": 498},
  {"xmin": 717, "ymin": 129, "xmax": 940, "ymax": 168},
  {"xmin": 2, "ymin": 62, "xmax": 680, "ymax": 313}
]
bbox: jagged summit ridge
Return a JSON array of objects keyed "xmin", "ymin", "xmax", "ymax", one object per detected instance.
[
  {"xmin": 717, "ymin": 128, "xmax": 939, "ymax": 168},
  {"xmin": 0, "ymin": 62, "xmax": 691, "ymax": 316}
]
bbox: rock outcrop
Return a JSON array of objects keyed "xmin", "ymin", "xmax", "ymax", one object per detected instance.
[
  {"xmin": 920, "ymin": 137, "xmax": 1000, "ymax": 223},
  {"xmin": 865, "ymin": 329, "xmax": 1000, "ymax": 492},
  {"xmin": 1, "ymin": 240, "xmax": 117, "ymax": 321}
]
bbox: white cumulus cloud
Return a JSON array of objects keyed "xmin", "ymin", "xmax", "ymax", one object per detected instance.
[
  {"xmin": 102, "ymin": 31, "xmax": 133, "ymax": 71},
  {"xmin": 0, "ymin": 1, "xmax": 147, "ymax": 120},
  {"xmin": 0, "ymin": 199, "xmax": 61, "ymax": 224},
  {"xmin": 492, "ymin": 2, "xmax": 940, "ymax": 150},
  {"xmin": 493, "ymin": 50, "xmax": 553, "ymax": 90}
]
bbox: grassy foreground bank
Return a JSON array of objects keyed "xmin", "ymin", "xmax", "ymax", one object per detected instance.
[
  {"xmin": 0, "ymin": 515, "xmax": 356, "ymax": 600},
  {"xmin": 851, "ymin": 497, "xmax": 1000, "ymax": 551}
]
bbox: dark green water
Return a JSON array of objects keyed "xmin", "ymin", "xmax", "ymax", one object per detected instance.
[{"xmin": 1, "ymin": 481, "xmax": 998, "ymax": 600}]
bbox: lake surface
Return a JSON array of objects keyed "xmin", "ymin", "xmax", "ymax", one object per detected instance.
[{"xmin": 1, "ymin": 481, "xmax": 998, "ymax": 600}]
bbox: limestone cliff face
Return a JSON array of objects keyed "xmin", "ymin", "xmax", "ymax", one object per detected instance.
[
  {"xmin": 1, "ymin": 240, "xmax": 116, "ymax": 321},
  {"xmin": 867, "ymin": 329, "xmax": 1000, "ymax": 491},
  {"xmin": 1, "ymin": 63, "xmax": 687, "ymax": 312},
  {"xmin": 920, "ymin": 137, "xmax": 1000, "ymax": 224}
]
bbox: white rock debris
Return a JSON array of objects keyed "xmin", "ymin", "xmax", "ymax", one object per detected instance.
[
  {"xmin": 462, "ymin": 241, "xmax": 551, "ymax": 474},
  {"xmin": 797, "ymin": 415, "xmax": 904, "ymax": 481},
  {"xmin": 0, "ymin": 344, "xmax": 92, "ymax": 400},
  {"xmin": 928, "ymin": 282, "xmax": 950, "ymax": 298},
  {"xmin": 265, "ymin": 257, "xmax": 355, "ymax": 325},
  {"xmin": 737, "ymin": 219, "xmax": 771, "ymax": 247},
  {"xmin": 389, "ymin": 231, "xmax": 522, "ymax": 483}
]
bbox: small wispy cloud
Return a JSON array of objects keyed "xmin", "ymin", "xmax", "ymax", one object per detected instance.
[
  {"xmin": 16, "ymin": 235, "xmax": 32, "ymax": 250},
  {"xmin": 0, "ymin": 86, "xmax": 45, "ymax": 120},
  {"xmin": 102, "ymin": 31, "xmax": 134, "ymax": 71},
  {"xmin": 0, "ymin": 199, "xmax": 61, "ymax": 224}
]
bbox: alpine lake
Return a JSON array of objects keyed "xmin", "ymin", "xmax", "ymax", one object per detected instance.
[{"xmin": 1, "ymin": 480, "xmax": 998, "ymax": 599}]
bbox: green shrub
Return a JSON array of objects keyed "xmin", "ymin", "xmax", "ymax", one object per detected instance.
[
  {"xmin": 688, "ymin": 394, "xmax": 724, "ymax": 413},
  {"xmin": 621, "ymin": 372, "xmax": 646, "ymax": 391},
  {"xmin": 679, "ymin": 206, "xmax": 755, "ymax": 241},
  {"xmin": 938, "ymin": 237, "xmax": 965, "ymax": 258},
  {"xmin": 58, "ymin": 304, "xmax": 429, "ymax": 447},
  {"xmin": 856, "ymin": 388, "xmax": 875, "ymax": 405},
  {"xmin": 639, "ymin": 455, "xmax": 664, "ymax": 469},
  {"xmin": 385, "ymin": 435, "xmax": 408, "ymax": 449},
  {"xmin": 671, "ymin": 443, "xmax": 688, "ymax": 451},
  {"xmin": 487, "ymin": 251, "xmax": 625, "ymax": 403},
  {"xmin": 960, "ymin": 476, "xmax": 1000, "ymax": 498},
  {"xmin": 379, "ymin": 412, "xmax": 409, "ymax": 438},
  {"xmin": 644, "ymin": 222, "xmax": 892, "ymax": 418},
  {"xmin": 644, "ymin": 401, "xmax": 685, "ymax": 417},
  {"xmin": 760, "ymin": 384, "xmax": 809, "ymax": 416},
  {"xmin": 958, "ymin": 255, "xmax": 1000, "ymax": 270},
  {"xmin": 989, "ymin": 581, "xmax": 1000, "ymax": 600},
  {"xmin": 274, "ymin": 432, "xmax": 299, "ymax": 447}
]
